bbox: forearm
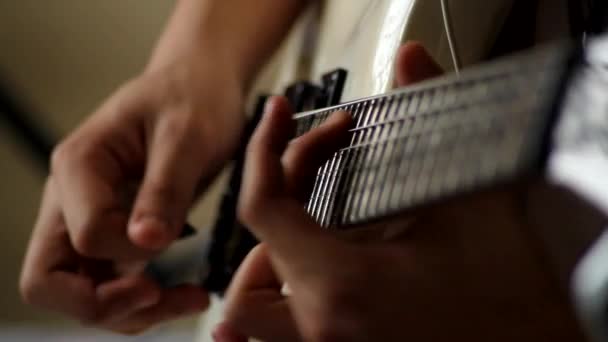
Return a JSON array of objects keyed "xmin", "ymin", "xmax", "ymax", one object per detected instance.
[{"xmin": 147, "ymin": 0, "xmax": 311, "ymax": 88}]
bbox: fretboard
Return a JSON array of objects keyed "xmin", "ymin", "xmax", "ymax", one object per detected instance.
[{"xmin": 293, "ymin": 45, "xmax": 570, "ymax": 229}]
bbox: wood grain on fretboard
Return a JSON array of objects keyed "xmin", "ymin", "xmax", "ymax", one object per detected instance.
[{"xmin": 293, "ymin": 46, "xmax": 569, "ymax": 229}]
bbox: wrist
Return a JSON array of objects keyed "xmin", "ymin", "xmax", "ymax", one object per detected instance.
[
  {"xmin": 146, "ymin": 0, "xmax": 307, "ymax": 93},
  {"xmin": 145, "ymin": 4, "xmax": 254, "ymax": 91}
]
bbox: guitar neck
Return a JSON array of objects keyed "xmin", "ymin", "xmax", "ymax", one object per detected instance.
[{"xmin": 294, "ymin": 45, "xmax": 572, "ymax": 229}]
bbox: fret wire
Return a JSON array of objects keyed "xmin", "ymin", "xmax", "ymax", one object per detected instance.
[
  {"xmin": 335, "ymin": 102, "xmax": 370, "ymax": 226},
  {"xmin": 313, "ymin": 81, "xmax": 516, "ymax": 181},
  {"xmin": 364, "ymin": 97, "xmax": 394, "ymax": 218},
  {"xmin": 460, "ymin": 123, "xmax": 481, "ymax": 192},
  {"xmin": 444, "ymin": 107, "xmax": 471, "ymax": 193},
  {"xmin": 339, "ymin": 102, "xmax": 371, "ymax": 224},
  {"xmin": 395, "ymin": 91, "xmax": 425, "ymax": 209},
  {"xmin": 386, "ymin": 94, "xmax": 416, "ymax": 212},
  {"xmin": 326, "ymin": 103, "xmax": 365, "ymax": 226},
  {"xmin": 412, "ymin": 111, "xmax": 441, "ymax": 203},
  {"xmin": 316, "ymin": 155, "xmax": 336, "ymax": 224},
  {"xmin": 316, "ymin": 144, "xmax": 338, "ymax": 225},
  {"xmin": 349, "ymin": 98, "xmax": 386, "ymax": 222},
  {"xmin": 338, "ymin": 96, "xmax": 479, "ymax": 144},
  {"xmin": 429, "ymin": 112, "xmax": 459, "ymax": 198},
  {"xmin": 305, "ymin": 111, "xmax": 328, "ymax": 216},
  {"xmin": 311, "ymin": 110, "xmax": 336, "ymax": 222},
  {"xmin": 399, "ymin": 140, "xmax": 424, "ymax": 208},
  {"xmin": 380, "ymin": 94, "xmax": 413, "ymax": 212},
  {"xmin": 397, "ymin": 107, "xmax": 425, "ymax": 208},
  {"xmin": 309, "ymin": 111, "xmax": 333, "ymax": 222},
  {"xmin": 461, "ymin": 102, "xmax": 494, "ymax": 192},
  {"xmin": 321, "ymin": 150, "xmax": 344, "ymax": 227},
  {"xmin": 421, "ymin": 86, "xmax": 450, "ymax": 200},
  {"xmin": 342, "ymin": 101, "xmax": 376, "ymax": 223},
  {"xmin": 320, "ymin": 136, "xmax": 350, "ymax": 225},
  {"xmin": 355, "ymin": 98, "xmax": 387, "ymax": 220},
  {"xmin": 318, "ymin": 105, "xmax": 353, "ymax": 226},
  {"xmin": 295, "ymin": 48, "xmax": 562, "ymax": 227},
  {"xmin": 322, "ymin": 104, "xmax": 360, "ymax": 226},
  {"xmin": 368, "ymin": 97, "xmax": 396, "ymax": 216},
  {"xmin": 395, "ymin": 129, "xmax": 424, "ymax": 206},
  {"xmin": 377, "ymin": 94, "xmax": 406, "ymax": 213},
  {"xmin": 328, "ymin": 103, "xmax": 361, "ymax": 226},
  {"xmin": 466, "ymin": 105, "xmax": 494, "ymax": 191},
  {"xmin": 315, "ymin": 125, "xmax": 461, "ymax": 184}
]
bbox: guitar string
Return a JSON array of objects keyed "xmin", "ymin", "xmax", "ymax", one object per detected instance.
[
  {"xmin": 351, "ymin": 98, "xmax": 386, "ymax": 221},
  {"xmin": 294, "ymin": 49, "xmax": 561, "ymax": 227},
  {"xmin": 441, "ymin": 0, "xmax": 462, "ymax": 74}
]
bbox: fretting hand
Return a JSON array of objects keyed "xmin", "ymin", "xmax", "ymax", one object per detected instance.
[{"xmin": 214, "ymin": 43, "xmax": 585, "ymax": 342}]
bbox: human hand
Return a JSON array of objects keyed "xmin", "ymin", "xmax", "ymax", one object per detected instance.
[
  {"xmin": 19, "ymin": 49, "xmax": 245, "ymax": 333},
  {"xmin": 214, "ymin": 43, "xmax": 585, "ymax": 342}
]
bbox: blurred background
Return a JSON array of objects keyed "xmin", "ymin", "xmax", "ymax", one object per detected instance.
[{"xmin": 0, "ymin": 0, "xmax": 209, "ymax": 339}]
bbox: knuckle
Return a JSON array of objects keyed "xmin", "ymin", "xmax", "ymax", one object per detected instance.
[
  {"xmin": 50, "ymin": 141, "xmax": 71, "ymax": 173},
  {"xmin": 19, "ymin": 273, "xmax": 41, "ymax": 306},
  {"xmin": 158, "ymin": 113, "xmax": 198, "ymax": 144},
  {"xmin": 246, "ymin": 130, "xmax": 265, "ymax": 157},
  {"xmin": 157, "ymin": 67, "xmax": 190, "ymax": 107},
  {"xmin": 287, "ymin": 139, "xmax": 309, "ymax": 161},
  {"xmin": 51, "ymin": 138, "xmax": 97, "ymax": 174},
  {"xmin": 70, "ymin": 219, "xmax": 101, "ymax": 258},
  {"xmin": 237, "ymin": 195, "xmax": 264, "ymax": 227}
]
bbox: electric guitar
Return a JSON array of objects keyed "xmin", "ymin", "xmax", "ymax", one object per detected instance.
[{"xmin": 147, "ymin": 1, "xmax": 608, "ymax": 340}]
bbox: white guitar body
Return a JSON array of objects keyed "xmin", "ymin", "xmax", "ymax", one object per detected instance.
[{"xmin": 195, "ymin": 1, "xmax": 514, "ymax": 340}]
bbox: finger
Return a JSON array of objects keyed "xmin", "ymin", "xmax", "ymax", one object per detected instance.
[
  {"xmin": 108, "ymin": 285, "xmax": 209, "ymax": 333},
  {"xmin": 395, "ymin": 42, "xmax": 444, "ymax": 87},
  {"xmin": 20, "ymin": 180, "xmax": 159, "ymax": 323},
  {"xmin": 223, "ymin": 245, "xmax": 299, "ymax": 342},
  {"xmin": 20, "ymin": 179, "xmax": 98, "ymax": 319},
  {"xmin": 283, "ymin": 110, "xmax": 352, "ymax": 202},
  {"xmin": 128, "ymin": 110, "xmax": 209, "ymax": 251},
  {"xmin": 240, "ymin": 96, "xmax": 295, "ymax": 204},
  {"xmin": 94, "ymin": 276, "xmax": 161, "ymax": 326},
  {"xmin": 212, "ymin": 322, "xmax": 249, "ymax": 342},
  {"xmin": 238, "ymin": 98, "xmax": 348, "ymax": 279},
  {"xmin": 51, "ymin": 87, "xmax": 155, "ymax": 260}
]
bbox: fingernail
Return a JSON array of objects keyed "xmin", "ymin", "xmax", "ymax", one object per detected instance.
[{"xmin": 130, "ymin": 215, "xmax": 172, "ymax": 249}]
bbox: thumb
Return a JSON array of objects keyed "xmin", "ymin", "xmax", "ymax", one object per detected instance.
[
  {"xmin": 222, "ymin": 244, "xmax": 299, "ymax": 342},
  {"xmin": 395, "ymin": 42, "xmax": 444, "ymax": 86},
  {"xmin": 128, "ymin": 113, "xmax": 205, "ymax": 250}
]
